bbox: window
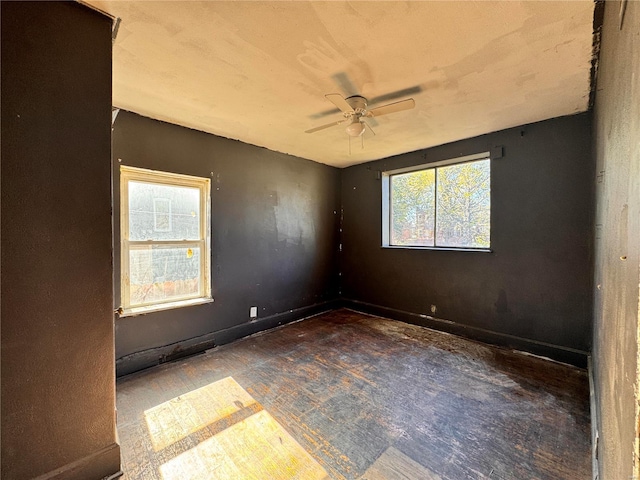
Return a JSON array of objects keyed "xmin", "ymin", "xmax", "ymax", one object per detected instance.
[
  {"xmin": 120, "ymin": 166, "xmax": 211, "ymax": 315},
  {"xmin": 382, "ymin": 152, "xmax": 491, "ymax": 250}
]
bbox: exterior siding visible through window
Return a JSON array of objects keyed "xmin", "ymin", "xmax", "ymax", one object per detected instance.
[
  {"xmin": 382, "ymin": 153, "xmax": 491, "ymax": 250},
  {"xmin": 120, "ymin": 166, "xmax": 212, "ymax": 315}
]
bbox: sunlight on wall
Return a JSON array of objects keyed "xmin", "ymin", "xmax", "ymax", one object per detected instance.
[{"xmin": 143, "ymin": 376, "xmax": 328, "ymax": 479}]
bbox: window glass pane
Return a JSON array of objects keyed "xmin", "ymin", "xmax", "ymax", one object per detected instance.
[
  {"xmin": 129, "ymin": 181, "xmax": 200, "ymax": 241},
  {"xmin": 390, "ymin": 169, "xmax": 435, "ymax": 246},
  {"xmin": 435, "ymin": 159, "xmax": 490, "ymax": 248},
  {"xmin": 129, "ymin": 246, "xmax": 201, "ymax": 306}
]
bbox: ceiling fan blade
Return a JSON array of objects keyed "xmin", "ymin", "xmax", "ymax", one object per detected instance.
[
  {"xmin": 331, "ymin": 72, "xmax": 359, "ymax": 97},
  {"xmin": 363, "ymin": 120, "xmax": 376, "ymax": 136},
  {"xmin": 367, "ymin": 98, "xmax": 415, "ymax": 118},
  {"xmin": 305, "ymin": 119, "xmax": 346, "ymax": 134},
  {"xmin": 368, "ymin": 85, "xmax": 422, "ymax": 106},
  {"xmin": 325, "ymin": 93, "xmax": 354, "ymax": 114}
]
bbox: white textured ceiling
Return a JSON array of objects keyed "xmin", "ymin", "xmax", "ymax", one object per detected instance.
[{"xmin": 87, "ymin": 1, "xmax": 596, "ymax": 168}]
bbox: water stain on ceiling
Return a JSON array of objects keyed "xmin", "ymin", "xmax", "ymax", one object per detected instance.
[{"xmin": 87, "ymin": 1, "xmax": 596, "ymax": 168}]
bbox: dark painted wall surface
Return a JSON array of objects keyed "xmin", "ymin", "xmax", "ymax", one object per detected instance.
[
  {"xmin": 341, "ymin": 114, "xmax": 594, "ymax": 365},
  {"xmin": 113, "ymin": 112, "xmax": 341, "ymax": 375},
  {"xmin": 592, "ymin": 0, "xmax": 640, "ymax": 477},
  {"xmin": 1, "ymin": 2, "xmax": 120, "ymax": 479}
]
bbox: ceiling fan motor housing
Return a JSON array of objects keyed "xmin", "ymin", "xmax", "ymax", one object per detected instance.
[{"xmin": 345, "ymin": 95, "xmax": 368, "ymax": 114}]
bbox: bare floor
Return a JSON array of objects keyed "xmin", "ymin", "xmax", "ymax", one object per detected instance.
[{"xmin": 116, "ymin": 309, "xmax": 591, "ymax": 479}]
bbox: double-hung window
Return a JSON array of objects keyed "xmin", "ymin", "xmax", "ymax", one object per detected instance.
[
  {"xmin": 382, "ymin": 152, "xmax": 491, "ymax": 250},
  {"xmin": 120, "ymin": 166, "xmax": 211, "ymax": 315}
]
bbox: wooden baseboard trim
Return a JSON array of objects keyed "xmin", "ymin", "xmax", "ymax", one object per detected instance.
[
  {"xmin": 343, "ymin": 299, "xmax": 589, "ymax": 368},
  {"xmin": 211, "ymin": 299, "xmax": 342, "ymax": 346},
  {"xmin": 33, "ymin": 442, "xmax": 121, "ymax": 480},
  {"xmin": 116, "ymin": 299, "xmax": 341, "ymax": 377}
]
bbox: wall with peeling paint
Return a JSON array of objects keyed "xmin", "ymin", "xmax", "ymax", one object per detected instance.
[
  {"xmin": 592, "ymin": 0, "xmax": 640, "ymax": 477},
  {"xmin": 1, "ymin": 2, "xmax": 120, "ymax": 479},
  {"xmin": 113, "ymin": 111, "xmax": 341, "ymax": 376},
  {"xmin": 341, "ymin": 114, "xmax": 594, "ymax": 367}
]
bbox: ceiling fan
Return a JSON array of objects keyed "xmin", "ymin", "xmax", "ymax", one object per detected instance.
[{"xmin": 305, "ymin": 94, "xmax": 416, "ymax": 139}]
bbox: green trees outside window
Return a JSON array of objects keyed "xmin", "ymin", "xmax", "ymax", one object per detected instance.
[{"xmin": 390, "ymin": 158, "xmax": 490, "ymax": 248}]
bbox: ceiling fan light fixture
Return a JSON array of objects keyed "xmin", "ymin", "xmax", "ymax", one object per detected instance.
[{"xmin": 345, "ymin": 118, "xmax": 365, "ymax": 137}]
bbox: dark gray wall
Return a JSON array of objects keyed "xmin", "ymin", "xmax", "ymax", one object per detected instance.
[
  {"xmin": 113, "ymin": 111, "xmax": 341, "ymax": 375},
  {"xmin": 592, "ymin": 0, "xmax": 640, "ymax": 477},
  {"xmin": 1, "ymin": 2, "xmax": 120, "ymax": 479},
  {"xmin": 341, "ymin": 114, "xmax": 594, "ymax": 366}
]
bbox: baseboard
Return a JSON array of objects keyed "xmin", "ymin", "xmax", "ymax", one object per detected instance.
[
  {"xmin": 343, "ymin": 299, "xmax": 589, "ymax": 368},
  {"xmin": 32, "ymin": 443, "xmax": 121, "ymax": 480},
  {"xmin": 116, "ymin": 299, "xmax": 341, "ymax": 377},
  {"xmin": 212, "ymin": 299, "xmax": 342, "ymax": 346},
  {"xmin": 116, "ymin": 297, "xmax": 587, "ymax": 374},
  {"xmin": 588, "ymin": 356, "xmax": 600, "ymax": 479}
]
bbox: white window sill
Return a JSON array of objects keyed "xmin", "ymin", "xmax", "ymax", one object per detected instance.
[{"xmin": 118, "ymin": 297, "xmax": 214, "ymax": 318}]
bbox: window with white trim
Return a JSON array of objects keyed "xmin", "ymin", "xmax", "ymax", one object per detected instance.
[
  {"xmin": 120, "ymin": 166, "xmax": 211, "ymax": 314},
  {"xmin": 382, "ymin": 152, "xmax": 491, "ymax": 250}
]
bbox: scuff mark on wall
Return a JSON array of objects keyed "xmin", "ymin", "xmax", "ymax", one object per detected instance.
[{"xmin": 275, "ymin": 187, "xmax": 317, "ymax": 247}]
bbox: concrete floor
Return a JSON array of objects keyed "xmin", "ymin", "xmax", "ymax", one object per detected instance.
[{"xmin": 116, "ymin": 309, "xmax": 591, "ymax": 479}]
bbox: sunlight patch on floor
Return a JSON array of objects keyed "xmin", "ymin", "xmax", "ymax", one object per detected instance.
[
  {"xmin": 160, "ymin": 409, "xmax": 328, "ymax": 480},
  {"xmin": 143, "ymin": 376, "xmax": 328, "ymax": 480},
  {"xmin": 144, "ymin": 376, "xmax": 256, "ymax": 451}
]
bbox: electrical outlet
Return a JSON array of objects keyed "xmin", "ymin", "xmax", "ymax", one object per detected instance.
[{"xmin": 250, "ymin": 306, "xmax": 258, "ymax": 318}]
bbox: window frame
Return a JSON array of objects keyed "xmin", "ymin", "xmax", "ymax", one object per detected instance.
[
  {"xmin": 120, "ymin": 166, "xmax": 212, "ymax": 316},
  {"xmin": 382, "ymin": 152, "xmax": 491, "ymax": 252}
]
